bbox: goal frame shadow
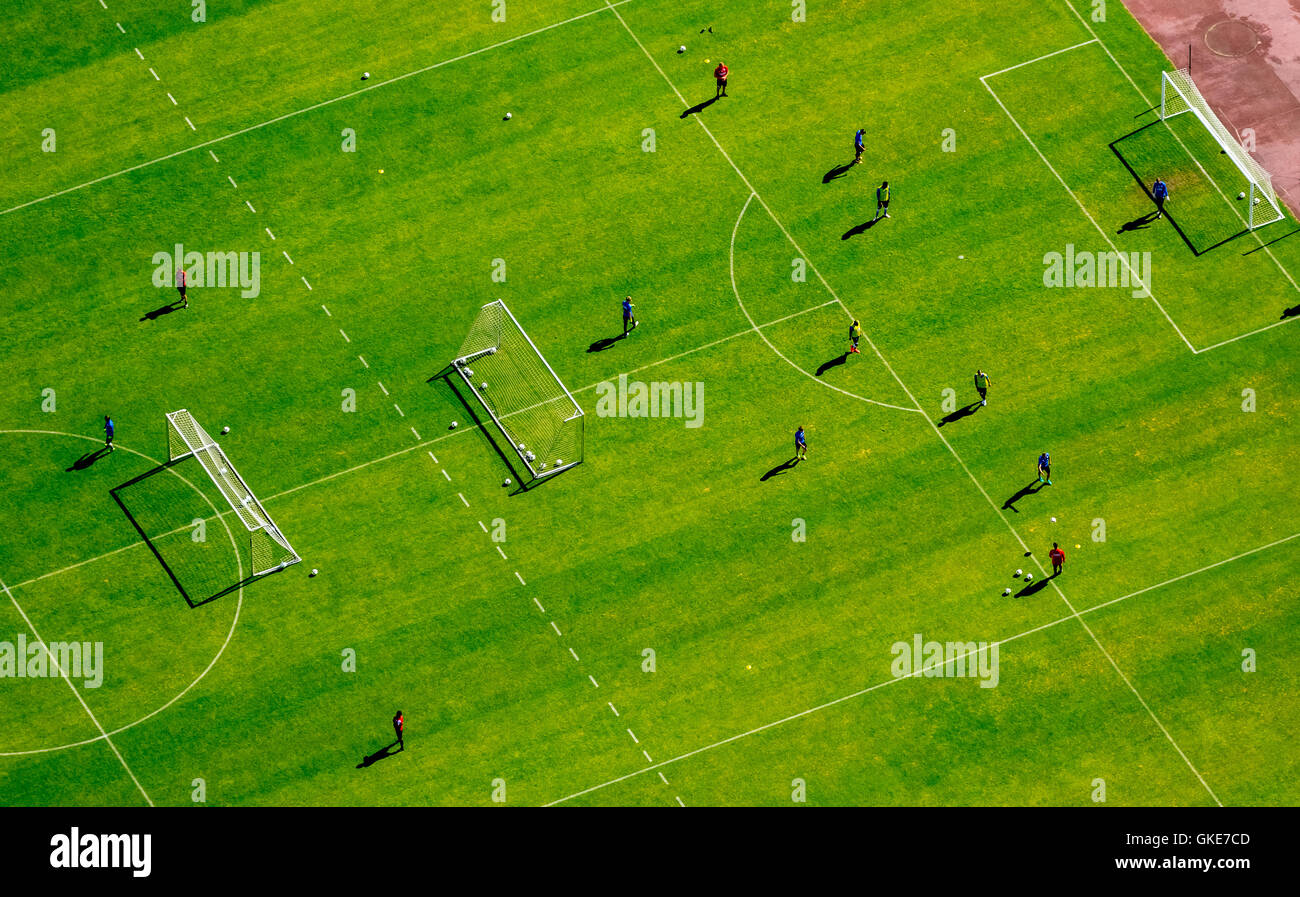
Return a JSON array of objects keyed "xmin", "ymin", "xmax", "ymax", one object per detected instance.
[{"xmin": 109, "ymin": 460, "xmax": 274, "ymax": 607}]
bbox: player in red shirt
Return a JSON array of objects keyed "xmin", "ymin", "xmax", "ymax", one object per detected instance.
[
  {"xmin": 1049, "ymin": 543, "xmax": 1065, "ymax": 577},
  {"xmin": 714, "ymin": 62, "xmax": 728, "ymax": 98},
  {"xmin": 392, "ymin": 710, "xmax": 404, "ymax": 750}
]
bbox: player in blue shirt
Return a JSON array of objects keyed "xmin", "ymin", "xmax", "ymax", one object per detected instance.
[
  {"xmin": 1152, "ymin": 176, "xmax": 1169, "ymax": 219},
  {"xmin": 795, "ymin": 425, "xmax": 808, "ymax": 462},
  {"xmin": 104, "ymin": 415, "xmax": 115, "ymax": 453},
  {"xmin": 1037, "ymin": 451, "xmax": 1051, "ymax": 486},
  {"xmin": 854, "ymin": 128, "xmax": 865, "ymax": 165},
  {"xmin": 622, "ymin": 295, "xmax": 638, "ymax": 336}
]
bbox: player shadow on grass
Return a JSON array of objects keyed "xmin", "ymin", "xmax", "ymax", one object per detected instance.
[
  {"xmin": 842, "ymin": 217, "xmax": 882, "ymax": 240},
  {"xmin": 681, "ymin": 96, "xmax": 719, "ymax": 118},
  {"xmin": 760, "ymin": 457, "xmax": 800, "ymax": 481},
  {"xmin": 587, "ymin": 334, "xmax": 624, "ymax": 352},
  {"xmin": 815, "ymin": 353, "xmax": 848, "ymax": 376},
  {"xmin": 1117, "ymin": 211, "xmax": 1158, "ymax": 233},
  {"xmin": 823, "ymin": 161, "xmax": 855, "ymax": 183},
  {"xmin": 1001, "ymin": 478, "xmax": 1045, "ymax": 513},
  {"xmin": 937, "ymin": 401, "xmax": 981, "ymax": 427},
  {"xmin": 66, "ymin": 446, "xmax": 110, "ymax": 471},
  {"xmin": 140, "ymin": 300, "xmax": 184, "ymax": 322},
  {"xmin": 356, "ymin": 740, "xmax": 403, "ymax": 769},
  {"xmin": 1012, "ymin": 576, "xmax": 1053, "ymax": 598},
  {"xmin": 1282, "ymin": 304, "xmax": 1300, "ymax": 319}
]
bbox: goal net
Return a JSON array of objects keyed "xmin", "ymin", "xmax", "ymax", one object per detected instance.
[
  {"xmin": 1159, "ymin": 68, "xmax": 1283, "ymax": 230},
  {"xmin": 453, "ymin": 300, "xmax": 584, "ymax": 480},
  {"xmin": 166, "ymin": 409, "xmax": 301, "ymax": 576}
]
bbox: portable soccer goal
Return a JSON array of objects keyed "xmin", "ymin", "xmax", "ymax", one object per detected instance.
[
  {"xmin": 1159, "ymin": 68, "xmax": 1284, "ymax": 230},
  {"xmin": 452, "ymin": 300, "xmax": 584, "ymax": 480},
  {"xmin": 166, "ymin": 409, "xmax": 301, "ymax": 576}
]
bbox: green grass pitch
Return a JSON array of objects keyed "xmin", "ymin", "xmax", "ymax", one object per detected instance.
[{"xmin": 0, "ymin": 0, "xmax": 1296, "ymax": 807}]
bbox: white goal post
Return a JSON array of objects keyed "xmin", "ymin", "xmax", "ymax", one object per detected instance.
[
  {"xmin": 1159, "ymin": 68, "xmax": 1284, "ymax": 230},
  {"xmin": 166, "ymin": 409, "xmax": 301, "ymax": 576},
  {"xmin": 452, "ymin": 300, "xmax": 584, "ymax": 480}
]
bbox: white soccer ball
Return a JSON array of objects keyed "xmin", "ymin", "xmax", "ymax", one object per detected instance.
[
  {"xmin": 450, "ymin": 421, "xmax": 458, "ymax": 429},
  {"xmin": 503, "ymin": 478, "xmax": 511, "ymax": 486},
  {"xmin": 1050, "ymin": 516, "xmax": 1057, "ymax": 523},
  {"xmin": 310, "ymin": 568, "xmax": 319, "ymax": 577},
  {"xmin": 480, "ymin": 382, "xmax": 488, "ymax": 390},
  {"xmin": 1025, "ymin": 573, "xmax": 1033, "ymax": 581},
  {"xmin": 362, "ymin": 72, "xmax": 370, "ymax": 80},
  {"xmin": 1003, "ymin": 588, "xmax": 1011, "ymax": 596},
  {"xmin": 487, "ymin": 347, "xmax": 497, "ymax": 354},
  {"xmin": 678, "ymin": 45, "xmax": 686, "ymax": 53},
  {"xmin": 504, "ymin": 112, "xmax": 512, "ymax": 120},
  {"xmin": 464, "ymin": 368, "xmax": 474, "ymax": 377},
  {"xmin": 1253, "ymin": 197, "xmax": 1261, "ymax": 205},
  {"xmin": 555, "ymin": 459, "xmax": 563, "ymax": 467},
  {"xmin": 1238, "ymin": 191, "xmax": 1246, "ymax": 200},
  {"xmin": 1014, "ymin": 569, "xmax": 1023, "ymax": 578},
  {"xmin": 517, "ymin": 443, "xmax": 526, "ymax": 451},
  {"xmin": 221, "ymin": 426, "xmax": 230, "ymax": 434}
]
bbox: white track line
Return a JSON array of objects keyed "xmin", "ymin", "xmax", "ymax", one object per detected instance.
[
  {"xmin": 2, "ymin": 578, "xmax": 154, "ymax": 804},
  {"xmin": 608, "ymin": 5, "xmax": 1222, "ymax": 806},
  {"xmin": 0, "ymin": 1, "xmax": 638, "ymax": 219}
]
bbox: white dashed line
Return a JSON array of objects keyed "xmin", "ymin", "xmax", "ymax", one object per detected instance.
[
  {"xmin": 134, "ymin": 47, "xmax": 143, "ymax": 60},
  {"xmin": 608, "ymin": 702, "xmax": 619, "ymax": 717},
  {"xmin": 393, "ymin": 404, "xmax": 404, "ymax": 417},
  {"xmin": 185, "ymin": 116, "xmax": 196, "ymax": 131},
  {"xmin": 496, "ymin": 545, "xmax": 507, "ymax": 560},
  {"xmin": 478, "ymin": 520, "xmax": 487, "ymax": 532},
  {"xmin": 627, "ymin": 729, "xmax": 639, "ymax": 744},
  {"xmin": 358, "ymin": 355, "xmax": 367, "ymax": 368},
  {"xmin": 166, "ymin": 92, "xmax": 176, "ymax": 105},
  {"xmin": 642, "ymin": 750, "xmax": 653, "ymax": 763},
  {"xmin": 658, "ymin": 772, "xmax": 669, "ymax": 785},
  {"xmin": 264, "ymin": 227, "xmax": 275, "ymax": 239},
  {"xmin": 410, "ymin": 427, "xmax": 420, "ymax": 441},
  {"xmin": 301, "ymin": 276, "xmax": 311, "ymax": 290},
  {"xmin": 532, "ymin": 597, "xmax": 545, "ymax": 613},
  {"xmin": 588, "ymin": 675, "xmax": 599, "ymax": 688},
  {"xmin": 339, "ymin": 329, "xmax": 350, "ymax": 342},
  {"xmin": 550, "ymin": 621, "xmax": 562, "ymax": 637},
  {"xmin": 99, "ymin": 1, "xmax": 107, "ymax": 10},
  {"xmin": 442, "ymin": 470, "xmax": 451, "ymax": 482},
  {"xmin": 428, "ymin": 453, "xmax": 438, "ymax": 464},
  {"xmin": 116, "ymin": 22, "xmax": 125, "ymax": 34},
  {"xmin": 149, "ymin": 67, "xmax": 159, "ymax": 80},
  {"xmin": 228, "ymin": 175, "xmax": 238, "ymax": 188},
  {"xmin": 458, "ymin": 492, "xmax": 469, "ymax": 507},
  {"xmin": 283, "ymin": 251, "xmax": 295, "ymax": 265},
  {"xmin": 244, "ymin": 199, "xmax": 255, "ymax": 213},
  {"xmin": 377, "ymin": 382, "xmax": 389, "ymax": 396},
  {"xmin": 568, "ymin": 647, "xmax": 580, "ymax": 662},
  {"xmin": 321, "ymin": 304, "xmax": 330, "ymax": 316},
  {"xmin": 675, "ymin": 796, "xmax": 684, "ymax": 807},
  {"xmin": 515, "ymin": 571, "xmax": 526, "ymax": 586},
  {"xmin": 209, "ymin": 150, "xmax": 220, "ymax": 163}
]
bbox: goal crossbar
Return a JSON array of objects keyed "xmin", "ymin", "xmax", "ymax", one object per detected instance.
[
  {"xmin": 166, "ymin": 409, "xmax": 300, "ymax": 575},
  {"xmin": 1159, "ymin": 68, "xmax": 1284, "ymax": 230}
]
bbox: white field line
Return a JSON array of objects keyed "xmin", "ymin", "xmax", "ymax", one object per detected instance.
[
  {"xmin": 547, "ymin": 530, "xmax": 1297, "ymax": 805},
  {"xmin": 980, "ymin": 38, "xmax": 1097, "ymax": 79},
  {"xmin": 730, "ymin": 193, "xmax": 921, "ymax": 414},
  {"xmin": 2, "ymin": 578, "xmax": 154, "ymax": 804},
  {"xmin": 979, "ymin": 75, "xmax": 1195, "ymax": 353},
  {"xmin": 608, "ymin": 7, "xmax": 1221, "ymax": 805},
  {"xmin": 0, "ymin": 0, "xmax": 639, "ymax": 219}
]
